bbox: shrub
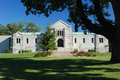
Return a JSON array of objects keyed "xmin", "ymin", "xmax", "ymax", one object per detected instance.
[
  {"xmin": 48, "ymin": 51, "xmax": 52, "ymax": 55},
  {"xmin": 88, "ymin": 49, "xmax": 94, "ymax": 52},
  {"xmin": 34, "ymin": 52, "xmax": 42, "ymax": 57},
  {"xmin": 88, "ymin": 49, "xmax": 99, "ymax": 53},
  {"xmin": 34, "ymin": 51, "xmax": 52, "ymax": 57},
  {"xmin": 6, "ymin": 48, "xmax": 11, "ymax": 53},
  {"xmin": 19, "ymin": 50, "xmax": 32, "ymax": 53},
  {"xmin": 92, "ymin": 54, "xmax": 97, "ymax": 57},
  {"xmin": 76, "ymin": 51, "xmax": 96, "ymax": 57},
  {"xmin": 19, "ymin": 50, "xmax": 21, "ymax": 53},
  {"xmin": 22, "ymin": 50, "xmax": 24, "ymax": 53},
  {"xmin": 41, "ymin": 51, "xmax": 47, "ymax": 57},
  {"xmin": 86, "ymin": 52, "xmax": 93, "ymax": 57},
  {"xmin": 73, "ymin": 49, "xmax": 78, "ymax": 53},
  {"xmin": 77, "ymin": 51, "xmax": 85, "ymax": 56}
]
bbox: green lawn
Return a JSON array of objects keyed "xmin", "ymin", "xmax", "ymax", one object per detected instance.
[{"xmin": 0, "ymin": 52, "xmax": 120, "ymax": 80}]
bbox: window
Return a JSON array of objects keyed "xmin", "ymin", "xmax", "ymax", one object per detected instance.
[
  {"xmin": 60, "ymin": 31, "xmax": 62, "ymax": 36},
  {"xmin": 27, "ymin": 38, "xmax": 29, "ymax": 43},
  {"xmin": 16, "ymin": 38, "xmax": 21, "ymax": 44},
  {"xmin": 57, "ymin": 30, "xmax": 63, "ymax": 36},
  {"xmin": 16, "ymin": 38, "xmax": 18, "ymax": 43},
  {"xmin": 19, "ymin": 38, "xmax": 21, "ymax": 43},
  {"xmin": 62, "ymin": 31, "xmax": 63, "ymax": 36},
  {"xmin": 92, "ymin": 38, "xmax": 94, "ymax": 43},
  {"xmin": 35, "ymin": 38, "xmax": 37, "ymax": 43},
  {"xmin": 75, "ymin": 38, "xmax": 77, "ymax": 43},
  {"xmin": 83, "ymin": 38, "xmax": 85, "ymax": 43},
  {"xmin": 99, "ymin": 38, "xmax": 103, "ymax": 43},
  {"xmin": 57, "ymin": 31, "xmax": 59, "ymax": 36}
]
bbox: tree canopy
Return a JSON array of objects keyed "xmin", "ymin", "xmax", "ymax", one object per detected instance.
[
  {"xmin": 0, "ymin": 21, "xmax": 41, "ymax": 35},
  {"xmin": 21, "ymin": 0, "xmax": 120, "ymax": 63}
]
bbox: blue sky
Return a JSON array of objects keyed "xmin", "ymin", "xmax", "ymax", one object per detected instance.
[{"xmin": 0, "ymin": 0, "xmax": 115, "ymax": 32}]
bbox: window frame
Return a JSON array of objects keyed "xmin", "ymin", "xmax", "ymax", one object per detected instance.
[{"xmin": 83, "ymin": 38, "xmax": 85, "ymax": 43}]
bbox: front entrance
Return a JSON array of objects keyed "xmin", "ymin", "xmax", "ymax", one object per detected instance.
[{"xmin": 58, "ymin": 39, "xmax": 64, "ymax": 47}]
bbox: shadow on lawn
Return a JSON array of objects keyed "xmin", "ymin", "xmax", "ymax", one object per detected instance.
[{"xmin": 0, "ymin": 58, "xmax": 119, "ymax": 80}]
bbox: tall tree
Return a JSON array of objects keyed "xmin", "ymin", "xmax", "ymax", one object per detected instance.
[
  {"xmin": 0, "ymin": 21, "xmax": 41, "ymax": 35},
  {"xmin": 38, "ymin": 23, "xmax": 57, "ymax": 56},
  {"xmin": 21, "ymin": 0, "xmax": 120, "ymax": 63},
  {"xmin": 24, "ymin": 21, "xmax": 41, "ymax": 32},
  {"xmin": 6, "ymin": 23, "xmax": 23, "ymax": 35},
  {"xmin": 0, "ymin": 24, "xmax": 6, "ymax": 35}
]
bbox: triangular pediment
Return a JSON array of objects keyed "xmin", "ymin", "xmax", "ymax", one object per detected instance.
[
  {"xmin": 13, "ymin": 31, "xmax": 23, "ymax": 36},
  {"xmin": 51, "ymin": 20, "xmax": 71, "ymax": 29}
]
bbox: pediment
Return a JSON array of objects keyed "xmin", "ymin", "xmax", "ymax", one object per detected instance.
[
  {"xmin": 51, "ymin": 20, "xmax": 72, "ymax": 29},
  {"xmin": 13, "ymin": 31, "xmax": 23, "ymax": 36}
]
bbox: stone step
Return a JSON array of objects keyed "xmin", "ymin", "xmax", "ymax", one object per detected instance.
[{"xmin": 52, "ymin": 51, "xmax": 74, "ymax": 57}]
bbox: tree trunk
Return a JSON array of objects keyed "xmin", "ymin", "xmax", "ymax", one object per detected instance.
[
  {"xmin": 110, "ymin": 0, "xmax": 120, "ymax": 63},
  {"xmin": 110, "ymin": 37, "xmax": 120, "ymax": 63}
]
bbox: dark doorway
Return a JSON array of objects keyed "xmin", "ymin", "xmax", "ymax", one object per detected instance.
[{"xmin": 58, "ymin": 39, "xmax": 64, "ymax": 47}]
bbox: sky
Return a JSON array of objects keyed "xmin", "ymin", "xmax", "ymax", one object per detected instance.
[{"xmin": 0, "ymin": 0, "xmax": 115, "ymax": 32}]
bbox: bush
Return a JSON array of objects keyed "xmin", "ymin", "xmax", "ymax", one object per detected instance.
[
  {"xmin": 19, "ymin": 50, "xmax": 32, "ymax": 53},
  {"xmin": 73, "ymin": 49, "xmax": 78, "ymax": 53},
  {"xmin": 92, "ymin": 54, "xmax": 97, "ymax": 57},
  {"xmin": 48, "ymin": 51, "xmax": 52, "ymax": 55},
  {"xmin": 34, "ymin": 51, "xmax": 52, "ymax": 57},
  {"xmin": 76, "ymin": 51, "xmax": 96, "ymax": 57},
  {"xmin": 6, "ymin": 48, "xmax": 11, "ymax": 53},
  {"xmin": 88, "ymin": 49, "xmax": 99, "ymax": 53}
]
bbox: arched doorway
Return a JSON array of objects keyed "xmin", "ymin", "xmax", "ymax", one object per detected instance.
[{"xmin": 58, "ymin": 39, "xmax": 64, "ymax": 47}]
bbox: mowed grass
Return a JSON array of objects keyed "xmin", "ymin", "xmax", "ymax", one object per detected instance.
[{"xmin": 0, "ymin": 52, "xmax": 120, "ymax": 80}]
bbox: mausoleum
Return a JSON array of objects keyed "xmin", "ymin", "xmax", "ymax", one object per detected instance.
[{"xmin": 0, "ymin": 20, "xmax": 109, "ymax": 53}]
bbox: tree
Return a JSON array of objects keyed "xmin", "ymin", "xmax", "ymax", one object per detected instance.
[
  {"xmin": 21, "ymin": 0, "xmax": 119, "ymax": 63},
  {"xmin": 38, "ymin": 23, "xmax": 57, "ymax": 56},
  {"xmin": 24, "ymin": 21, "xmax": 41, "ymax": 32},
  {"xmin": 0, "ymin": 24, "xmax": 6, "ymax": 35},
  {"xmin": 6, "ymin": 23, "xmax": 24, "ymax": 35},
  {"xmin": 0, "ymin": 21, "xmax": 41, "ymax": 35}
]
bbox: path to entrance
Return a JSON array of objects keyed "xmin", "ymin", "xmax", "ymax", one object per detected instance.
[{"xmin": 52, "ymin": 51, "xmax": 74, "ymax": 57}]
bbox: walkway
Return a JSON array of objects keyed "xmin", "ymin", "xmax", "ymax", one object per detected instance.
[{"xmin": 52, "ymin": 51, "xmax": 74, "ymax": 57}]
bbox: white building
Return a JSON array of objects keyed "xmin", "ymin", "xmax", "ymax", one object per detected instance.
[{"xmin": 0, "ymin": 20, "xmax": 109, "ymax": 53}]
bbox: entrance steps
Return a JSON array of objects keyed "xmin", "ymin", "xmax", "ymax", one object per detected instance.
[
  {"xmin": 52, "ymin": 51, "xmax": 74, "ymax": 57},
  {"xmin": 57, "ymin": 47, "xmax": 65, "ymax": 51}
]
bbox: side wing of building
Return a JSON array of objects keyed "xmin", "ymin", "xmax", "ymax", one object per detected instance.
[
  {"xmin": 0, "ymin": 35, "xmax": 11, "ymax": 53},
  {"xmin": 11, "ymin": 31, "xmax": 42, "ymax": 53},
  {"xmin": 72, "ymin": 32, "xmax": 109, "ymax": 52}
]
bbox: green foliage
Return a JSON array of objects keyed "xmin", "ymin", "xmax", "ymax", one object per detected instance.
[
  {"xmin": 0, "ymin": 21, "xmax": 41, "ymax": 35},
  {"xmin": 24, "ymin": 21, "xmax": 41, "ymax": 32},
  {"xmin": 38, "ymin": 22, "xmax": 57, "ymax": 55},
  {"xmin": 21, "ymin": 0, "xmax": 112, "ymax": 32},
  {"xmin": 34, "ymin": 51, "xmax": 52, "ymax": 57},
  {"xmin": 88, "ymin": 49, "xmax": 100, "ymax": 53},
  {"xmin": 19, "ymin": 50, "xmax": 32, "ymax": 53},
  {"xmin": 6, "ymin": 48, "xmax": 11, "ymax": 53}
]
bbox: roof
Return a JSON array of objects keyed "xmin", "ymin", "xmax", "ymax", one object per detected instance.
[
  {"xmin": 19, "ymin": 32, "xmax": 95, "ymax": 36},
  {"xmin": 21, "ymin": 32, "xmax": 44, "ymax": 36},
  {"xmin": 51, "ymin": 20, "xmax": 72, "ymax": 28},
  {"xmin": 72, "ymin": 32, "xmax": 95, "ymax": 35}
]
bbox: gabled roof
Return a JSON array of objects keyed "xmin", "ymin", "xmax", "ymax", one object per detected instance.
[
  {"xmin": 52, "ymin": 20, "xmax": 72, "ymax": 28},
  {"xmin": 12, "ymin": 31, "xmax": 23, "ymax": 36}
]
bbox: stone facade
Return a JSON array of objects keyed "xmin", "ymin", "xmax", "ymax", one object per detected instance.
[{"xmin": 0, "ymin": 20, "xmax": 109, "ymax": 53}]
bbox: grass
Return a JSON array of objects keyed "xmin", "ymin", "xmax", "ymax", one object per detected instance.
[{"xmin": 0, "ymin": 52, "xmax": 120, "ymax": 80}]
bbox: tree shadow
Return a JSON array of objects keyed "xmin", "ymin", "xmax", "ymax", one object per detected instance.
[{"xmin": 0, "ymin": 58, "xmax": 119, "ymax": 80}]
